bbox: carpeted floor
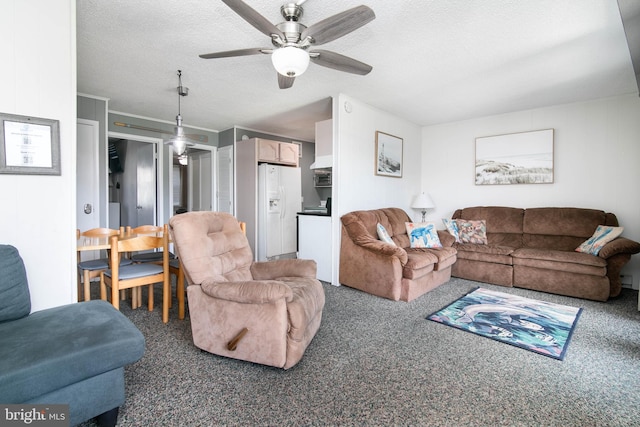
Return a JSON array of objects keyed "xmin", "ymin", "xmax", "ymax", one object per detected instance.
[{"xmin": 80, "ymin": 278, "xmax": 640, "ymax": 426}]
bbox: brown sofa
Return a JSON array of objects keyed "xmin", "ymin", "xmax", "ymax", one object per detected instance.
[
  {"xmin": 340, "ymin": 208, "xmax": 457, "ymax": 302},
  {"xmin": 450, "ymin": 206, "xmax": 640, "ymax": 301}
]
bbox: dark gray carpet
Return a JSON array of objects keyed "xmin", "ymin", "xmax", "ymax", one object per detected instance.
[{"xmin": 80, "ymin": 278, "xmax": 640, "ymax": 426}]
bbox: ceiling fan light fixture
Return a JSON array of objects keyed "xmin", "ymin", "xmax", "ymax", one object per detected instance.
[{"xmin": 271, "ymin": 46, "xmax": 309, "ymax": 77}]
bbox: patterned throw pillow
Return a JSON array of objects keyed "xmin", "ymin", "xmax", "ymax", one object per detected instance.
[
  {"xmin": 405, "ymin": 222, "xmax": 442, "ymax": 248},
  {"xmin": 455, "ymin": 219, "xmax": 488, "ymax": 244},
  {"xmin": 442, "ymin": 218, "xmax": 461, "ymax": 243},
  {"xmin": 575, "ymin": 225, "xmax": 624, "ymax": 255},
  {"xmin": 376, "ymin": 223, "xmax": 396, "ymax": 246}
]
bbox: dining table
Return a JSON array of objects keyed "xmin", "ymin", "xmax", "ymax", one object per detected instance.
[{"xmin": 76, "ymin": 229, "xmax": 183, "ymax": 319}]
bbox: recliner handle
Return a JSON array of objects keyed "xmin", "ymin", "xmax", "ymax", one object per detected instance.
[{"xmin": 227, "ymin": 328, "xmax": 249, "ymax": 351}]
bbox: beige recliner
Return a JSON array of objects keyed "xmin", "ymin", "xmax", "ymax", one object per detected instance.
[{"xmin": 169, "ymin": 211, "xmax": 325, "ymax": 369}]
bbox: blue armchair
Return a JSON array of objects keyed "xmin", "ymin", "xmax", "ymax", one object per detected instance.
[{"xmin": 0, "ymin": 245, "xmax": 145, "ymax": 426}]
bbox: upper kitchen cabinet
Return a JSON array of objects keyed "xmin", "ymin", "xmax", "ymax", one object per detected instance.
[
  {"xmin": 256, "ymin": 138, "xmax": 299, "ymax": 167},
  {"xmin": 311, "ymin": 119, "xmax": 332, "ymax": 169}
]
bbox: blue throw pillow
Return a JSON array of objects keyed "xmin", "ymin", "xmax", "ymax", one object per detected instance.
[
  {"xmin": 0, "ymin": 245, "xmax": 31, "ymax": 323},
  {"xmin": 405, "ymin": 222, "xmax": 442, "ymax": 248}
]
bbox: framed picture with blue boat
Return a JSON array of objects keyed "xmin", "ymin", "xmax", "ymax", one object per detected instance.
[{"xmin": 475, "ymin": 128, "xmax": 554, "ymax": 185}]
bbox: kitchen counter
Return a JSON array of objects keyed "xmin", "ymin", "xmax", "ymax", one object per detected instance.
[
  {"xmin": 297, "ymin": 214, "xmax": 332, "ymax": 282},
  {"xmin": 297, "ymin": 211, "xmax": 331, "ymax": 217}
]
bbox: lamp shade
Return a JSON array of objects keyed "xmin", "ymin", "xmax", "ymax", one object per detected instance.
[
  {"xmin": 411, "ymin": 192, "xmax": 436, "ymax": 210},
  {"xmin": 271, "ymin": 46, "xmax": 310, "ymax": 77}
]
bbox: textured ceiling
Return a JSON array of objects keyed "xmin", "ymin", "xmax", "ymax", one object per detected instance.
[{"xmin": 77, "ymin": 0, "xmax": 638, "ymax": 141}]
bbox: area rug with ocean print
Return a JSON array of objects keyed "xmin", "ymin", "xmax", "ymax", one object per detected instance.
[{"xmin": 427, "ymin": 287, "xmax": 582, "ymax": 360}]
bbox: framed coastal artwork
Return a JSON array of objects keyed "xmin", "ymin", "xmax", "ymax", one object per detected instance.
[
  {"xmin": 375, "ymin": 131, "xmax": 403, "ymax": 178},
  {"xmin": 475, "ymin": 129, "xmax": 554, "ymax": 185}
]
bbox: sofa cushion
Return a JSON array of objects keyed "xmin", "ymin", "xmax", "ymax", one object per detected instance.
[
  {"xmin": 512, "ymin": 248, "xmax": 607, "ymax": 276},
  {"xmin": 454, "ymin": 243, "xmax": 515, "ymax": 265},
  {"xmin": 575, "ymin": 225, "xmax": 624, "ymax": 255},
  {"xmin": 456, "ymin": 219, "xmax": 488, "ymax": 244},
  {"xmin": 376, "ymin": 223, "xmax": 395, "ymax": 246},
  {"xmin": 522, "ymin": 207, "xmax": 613, "ymax": 251},
  {"xmin": 0, "ymin": 300, "xmax": 144, "ymax": 403},
  {"xmin": 406, "ymin": 222, "xmax": 442, "ymax": 248},
  {"xmin": 422, "ymin": 247, "xmax": 458, "ymax": 271},
  {"xmin": 403, "ymin": 250, "xmax": 438, "ymax": 279},
  {"xmin": 341, "ymin": 208, "xmax": 412, "ymax": 248},
  {"xmin": 0, "ymin": 245, "xmax": 31, "ymax": 323},
  {"xmin": 453, "ymin": 206, "xmax": 524, "ymax": 247}
]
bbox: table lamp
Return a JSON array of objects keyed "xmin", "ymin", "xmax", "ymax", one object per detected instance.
[{"xmin": 411, "ymin": 192, "xmax": 436, "ymax": 222}]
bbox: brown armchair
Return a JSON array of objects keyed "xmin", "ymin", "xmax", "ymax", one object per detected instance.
[{"xmin": 169, "ymin": 211, "xmax": 325, "ymax": 369}]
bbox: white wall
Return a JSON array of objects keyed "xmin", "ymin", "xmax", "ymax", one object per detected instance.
[
  {"xmin": 333, "ymin": 94, "xmax": 422, "ymax": 283},
  {"xmin": 422, "ymin": 94, "xmax": 640, "ymax": 288},
  {"xmin": 0, "ymin": 0, "xmax": 77, "ymax": 310}
]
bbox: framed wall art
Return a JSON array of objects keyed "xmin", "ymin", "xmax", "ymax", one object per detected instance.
[
  {"xmin": 475, "ymin": 128, "xmax": 553, "ymax": 185},
  {"xmin": 375, "ymin": 131, "xmax": 403, "ymax": 178},
  {"xmin": 0, "ymin": 112, "xmax": 61, "ymax": 175}
]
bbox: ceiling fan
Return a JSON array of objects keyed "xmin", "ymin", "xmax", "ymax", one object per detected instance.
[
  {"xmin": 199, "ymin": 0, "xmax": 376, "ymax": 89},
  {"xmin": 113, "ymin": 70, "xmax": 208, "ymax": 153}
]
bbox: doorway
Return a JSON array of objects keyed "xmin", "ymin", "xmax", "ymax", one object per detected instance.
[
  {"xmin": 77, "ymin": 119, "xmax": 100, "ymax": 234},
  {"xmin": 172, "ymin": 145, "xmax": 217, "ymax": 214},
  {"xmin": 108, "ymin": 133, "xmax": 163, "ymax": 228}
]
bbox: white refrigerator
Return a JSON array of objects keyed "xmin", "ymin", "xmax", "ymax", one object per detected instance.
[{"xmin": 257, "ymin": 164, "xmax": 302, "ymax": 261}]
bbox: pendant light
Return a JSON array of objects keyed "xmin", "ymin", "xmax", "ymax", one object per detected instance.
[{"xmin": 165, "ymin": 70, "xmax": 193, "ymax": 155}]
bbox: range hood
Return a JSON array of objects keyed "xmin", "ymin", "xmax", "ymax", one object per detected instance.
[{"xmin": 310, "ymin": 155, "xmax": 332, "ymax": 169}]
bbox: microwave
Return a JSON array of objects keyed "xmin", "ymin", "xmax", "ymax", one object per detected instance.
[{"xmin": 313, "ymin": 169, "xmax": 332, "ymax": 187}]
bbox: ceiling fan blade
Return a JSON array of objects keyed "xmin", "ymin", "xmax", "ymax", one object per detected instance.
[
  {"xmin": 278, "ymin": 73, "xmax": 295, "ymax": 89},
  {"xmin": 222, "ymin": 0, "xmax": 285, "ymax": 40},
  {"xmin": 199, "ymin": 48, "xmax": 268, "ymax": 59},
  {"xmin": 114, "ymin": 122, "xmax": 208, "ymax": 143},
  {"xmin": 310, "ymin": 50, "xmax": 372, "ymax": 75},
  {"xmin": 301, "ymin": 5, "xmax": 375, "ymax": 46}
]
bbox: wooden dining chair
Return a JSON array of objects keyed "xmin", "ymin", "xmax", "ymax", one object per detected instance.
[
  {"xmin": 77, "ymin": 227, "xmax": 132, "ymax": 302},
  {"xmin": 128, "ymin": 225, "xmax": 176, "ymax": 263},
  {"xmin": 100, "ymin": 224, "xmax": 171, "ymax": 323},
  {"xmin": 127, "ymin": 224, "xmax": 181, "ymax": 312}
]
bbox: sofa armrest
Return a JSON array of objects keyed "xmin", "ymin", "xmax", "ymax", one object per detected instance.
[
  {"xmin": 342, "ymin": 219, "xmax": 408, "ymax": 264},
  {"xmin": 598, "ymin": 237, "xmax": 640, "ymax": 259},
  {"xmin": 437, "ymin": 230, "xmax": 455, "ymax": 247},
  {"xmin": 200, "ymin": 280, "xmax": 294, "ymax": 304},
  {"xmin": 354, "ymin": 237, "xmax": 408, "ymax": 264},
  {"xmin": 250, "ymin": 259, "xmax": 317, "ymax": 280}
]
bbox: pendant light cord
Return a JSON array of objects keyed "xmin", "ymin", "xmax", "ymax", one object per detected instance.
[{"xmin": 177, "ymin": 70, "xmax": 183, "ymax": 117}]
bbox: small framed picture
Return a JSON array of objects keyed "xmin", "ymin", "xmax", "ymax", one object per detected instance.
[
  {"xmin": 375, "ymin": 131, "xmax": 403, "ymax": 178},
  {"xmin": 0, "ymin": 113, "xmax": 61, "ymax": 175}
]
